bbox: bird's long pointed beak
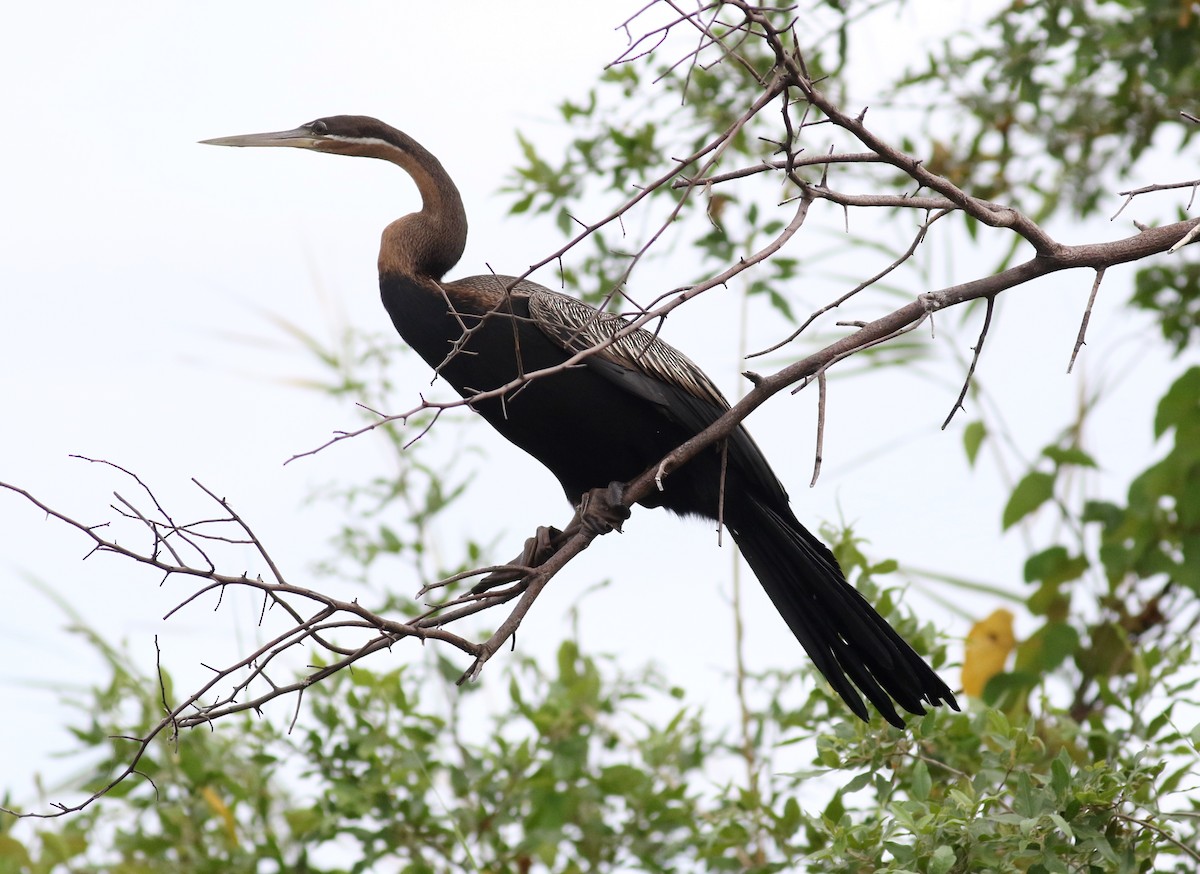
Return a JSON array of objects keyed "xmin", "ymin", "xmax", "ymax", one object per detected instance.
[{"xmin": 199, "ymin": 127, "xmax": 321, "ymax": 149}]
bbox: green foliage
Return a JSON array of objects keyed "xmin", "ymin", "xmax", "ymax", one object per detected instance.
[
  {"xmin": 8, "ymin": 592, "xmax": 1197, "ymax": 871},
  {"xmin": 1088, "ymin": 367, "xmax": 1200, "ymax": 591},
  {"xmin": 972, "ymin": 362, "xmax": 1200, "ymax": 743},
  {"xmin": 1001, "ymin": 445, "xmax": 1097, "ymax": 531},
  {"xmin": 807, "ymin": 707, "xmax": 1190, "ymax": 873},
  {"xmin": 898, "ymin": 0, "xmax": 1200, "ymax": 219},
  {"xmin": 1, "ymin": 637, "xmax": 296, "ymax": 874},
  {"xmin": 500, "ymin": 4, "xmax": 857, "ymax": 315},
  {"xmin": 1, "ymin": 630, "xmax": 715, "ymax": 872},
  {"xmin": 288, "ymin": 643, "xmax": 720, "ymax": 873},
  {"xmin": 1132, "ymin": 259, "xmax": 1200, "ymax": 355}
]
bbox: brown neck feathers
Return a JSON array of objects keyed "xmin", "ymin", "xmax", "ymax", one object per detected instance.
[{"xmin": 365, "ymin": 129, "xmax": 467, "ymax": 281}]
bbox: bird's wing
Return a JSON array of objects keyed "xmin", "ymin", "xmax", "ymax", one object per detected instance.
[
  {"xmin": 525, "ymin": 287, "xmax": 730, "ymax": 409},
  {"xmin": 525, "ymin": 286, "xmax": 788, "ymax": 504}
]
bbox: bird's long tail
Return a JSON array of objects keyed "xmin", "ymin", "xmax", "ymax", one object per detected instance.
[{"xmin": 728, "ymin": 499, "xmax": 958, "ymax": 727}]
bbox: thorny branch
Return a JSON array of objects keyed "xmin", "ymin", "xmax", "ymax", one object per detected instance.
[
  {"xmin": 0, "ymin": 463, "xmax": 608, "ymax": 819},
  {"xmin": 1068, "ymin": 269, "xmax": 1106, "ymax": 375},
  {"xmin": 5, "ymin": 0, "xmax": 1199, "ymax": 817},
  {"xmin": 942, "ymin": 295, "xmax": 996, "ymax": 429}
]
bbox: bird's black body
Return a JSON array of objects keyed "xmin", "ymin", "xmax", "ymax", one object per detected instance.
[
  {"xmin": 205, "ymin": 115, "xmax": 958, "ymax": 727},
  {"xmin": 379, "ymin": 272, "xmax": 778, "ymax": 518},
  {"xmin": 380, "ymin": 275, "xmax": 689, "ymax": 506}
]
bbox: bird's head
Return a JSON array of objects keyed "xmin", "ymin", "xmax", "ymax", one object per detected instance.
[
  {"xmin": 202, "ymin": 115, "xmax": 465, "ymax": 277},
  {"xmin": 201, "ymin": 115, "xmax": 405, "ymax": 159}
]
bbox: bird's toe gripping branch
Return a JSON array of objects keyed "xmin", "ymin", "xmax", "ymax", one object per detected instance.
[
  {"xmin": 472, "ymin": 525, "xmax": 563, "ymax": 593},
  {"xmin": 454, "ymin": 485, "xmax": 632, "ymax": 685},
  {"xmin": 468, "ymin": 481, "xmax": 629, "ymax": 600},
  {"xmin": 474, "ymin": 481, "xmax": 630, "ymax": 592},
  {"xmin": 578, "ymin": 481, "xmax": 632, "ymax": 536}
]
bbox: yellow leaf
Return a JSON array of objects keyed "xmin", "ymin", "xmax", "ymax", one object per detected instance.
[
  {"xmin": 200, "ymin": 785, "xmax": 239, "ymax": 847},
  {"xmin": 962, "ymin": 609, "xmax": 1016, "ymax": 697}
]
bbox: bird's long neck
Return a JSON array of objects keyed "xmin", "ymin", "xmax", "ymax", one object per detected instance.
[{"xmin": 376, "ymin": 135, "xmax": 467, "ymax": 282}]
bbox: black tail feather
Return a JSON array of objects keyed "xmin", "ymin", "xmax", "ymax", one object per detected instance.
[{"xmin": 728, "ymin": 499, "xmax": 958, "ymax": 728}]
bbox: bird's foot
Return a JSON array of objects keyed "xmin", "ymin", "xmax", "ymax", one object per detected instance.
[
  {"xmin": 578, "ymin": 481, "xmax": 631, "ymax": 536},
  {"xmin": 468, "ymin": 482, "xmax": 629, "ymax": 594},
  {"xmin": 472, "ymin": 525, "xmax": 562, "ymax": 593}
]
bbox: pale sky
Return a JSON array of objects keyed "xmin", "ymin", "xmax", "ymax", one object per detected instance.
[{"xmin": 2, "ymin": 1, "xmax": 1192, "ymax": 809}]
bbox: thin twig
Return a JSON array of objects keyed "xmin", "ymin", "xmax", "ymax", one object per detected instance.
[
  {"xmin": 1113, "ymin": 813, "xmax": 1200, "ymax": 865},
  {"xmin": 943, "ymin": 295, "xmax": 996, "ymax": 429},
  {"xmin": 1169, "ymin": 220, "xmax": 1200, "ymax": 253},
  {"xmin": 1067, "ymin": 269, "xmax": 1105, "ymax": 374},
  {"xmin": 1113, "ymin": 178, "xmax": 1200, "ymax": 220},
  {"xmin": 810, "ymin": 369, "xmax": 827, "ymax": 487},
  {"xmin": 751, "ymin": 208, "xmax": 949, "ymax": 358}
]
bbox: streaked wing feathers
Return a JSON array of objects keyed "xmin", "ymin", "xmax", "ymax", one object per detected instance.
[{"xmin": 527, "ymin": 289, "xmax": 729, "ymax": 410}]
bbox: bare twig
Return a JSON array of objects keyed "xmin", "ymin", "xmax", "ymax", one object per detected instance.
[
  {"xmin": 1169, "ymin": 220, "xmax": 1200, "ymax": 253},
  {"xmin": 1113, "ymin": 813, "xmax": 1200, "ymax": 865},
  {"xmin": 751, "ymin": 208, "xmax": 949, "ymax": 358},
  {"xmin": 672, "ymin": 152, "xmax": 888, "ymax": 188},
  {"xmin": 942, "ymin": 295, "xmax": 996, "ymax": 429},
  {"xmin": 1112, "ymin": 178, "xmax": 1200, "ymax": 219},
  {"xmin": 810, "ymin": 369, "xmax": 827, "ymax": 487},
  {"xmin": 1067, "ymin": 269, "xmax": 1105, "ymax": 374}
]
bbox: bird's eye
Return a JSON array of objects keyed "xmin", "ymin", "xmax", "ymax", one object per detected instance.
[{"xmin": 308, "ymin": 120, "xmax": 329, "ymax": 135}]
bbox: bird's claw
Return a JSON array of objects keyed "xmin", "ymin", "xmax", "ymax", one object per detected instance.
[
  {"xmin": 578, "ymin": 481, "xmax": 631, "ymax": 536},
  {"xmin": 472, "ymin": 525, "xmax": 562, "ymax": 593}
]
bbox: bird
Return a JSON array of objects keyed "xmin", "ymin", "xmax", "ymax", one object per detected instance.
[{"xmin": 202, "ymin": 115, "xmax": 958, "ymax": 727}]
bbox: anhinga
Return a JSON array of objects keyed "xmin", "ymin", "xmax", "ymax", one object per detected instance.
[{"xmin": 203, "ymin": 115, "xmax": 958, "ymax": 727}]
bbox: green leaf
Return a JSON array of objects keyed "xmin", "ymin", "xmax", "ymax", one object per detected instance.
[
  {"xmin": 0, "ymin": 836, "xmax": 32, "ymax": 866},
  {"xmin": 1015, "ymin": 622, "xmax": 1080, "ymax": 673},
  {"xmin": 910, "ymin": 759, "xmax": 931, "ymax": 801},
  {"xmin": 867, "ymin": 558, "xmax": 899, "ymax": 576},
  {"xmin": 597, "ymin": 764, "xmax": 647, "ymax": 795},
  {"xmin": 1081, "ymin": 500, "xmax": 1122, "ymax": 527},
  {"xmin": 1076, "ymin": 622, "xmax": 1133, "ymax": 678},
  {"xmin": 929, "ymin": 844, "xmax": 956, "ymax": 874},
  {"xmin": 1024, "ymin": 546, "xmax": 1088, "ymax": 585},
  {"xmin": 1042, "ymin": 445, "xmax": 1097, "ymax": 468},
  {"xmin": 1050, "ymin": 750, "xmax": 1072, "ymax": 798},
  {"xmin": 509, "ymin": 191, "xmax": 535, "ymax": 215},
  {"xmin": 963, "ymin": 420, "xmax": 987, "ymax": 467},
  {"xmin": 843, "ymin": 771, "xmax": 873, "ymax": 793},
  {"xmin": 1003, "ymin": 471, "xmax": 1055, "ymax": 529},
  {"xmin": 39, "ymin": 831, "xmax": 87, "ymax": 865},
  {"xmin": 378, "ymin": 525, "xmax": 403, "ymax": 553},
  {"xmin": 982, "ymin": 671, "xmax": 1038, "ymax": 708},
  {"xmin": 1154, "ymin": 366, "xmax": 1200, "ymax": 438}
]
